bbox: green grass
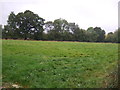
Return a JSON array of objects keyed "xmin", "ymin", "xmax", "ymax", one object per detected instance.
[{"xmin": 2, "ymin": 40, "xmax": 118, "ymax": 88}]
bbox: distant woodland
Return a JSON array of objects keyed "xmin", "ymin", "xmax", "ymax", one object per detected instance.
[{"xmin": 1, "ymin": 10, "xmax": 120, "ymax": 43}]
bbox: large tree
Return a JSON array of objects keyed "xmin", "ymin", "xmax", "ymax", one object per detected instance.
[
  {"xmin": 3, "ymin": 12, "xmax": 17, "ymax": 39},
  {"xmin": 6, "ymin": 10, "xmax": 45, "ymax": 40},
  {"xmin": 0, "ymin": 25, "xmax": 2, "ymax": 39},
  {"xmin": 46, "ymin": 18, "xmax": 71, "ymax": 40},
  {"xmin": 44, "ymin": 21, "xmax": 54, "ymax": 33},
  {"xmin": 94, "ymin": 27, "xmax": 105, "ymax": 42},
  {"xmin": 86, "ymin": 27, "xmax": 98, "ymax": 42},
  {"xmin": 53, "ymin": 18, "xmax": 69, "ymax": 40},
  {"xmin": 105, "ymin": 32, "xmax": 114, "ymax": 42},
  {"xmin": 2, "ymin": 25, "xmax": 13, "ymax": 39},
  {"xmin": 113, "ymin": 29, "xmax": 120, "ymax": 43},
  {"xmin": 68, "ymin": 23, "xmax": 86, "ymax": 41}
]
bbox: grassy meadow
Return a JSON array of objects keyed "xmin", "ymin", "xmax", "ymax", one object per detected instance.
[{"xmin": 2, "ymin": 40, "xmax": 118, "ymax": 88}]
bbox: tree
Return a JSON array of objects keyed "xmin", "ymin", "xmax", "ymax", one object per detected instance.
[
  {"xmin": 6, "ymin": 12, "xmax": 17, "ymax": 39},
  {"xmin": 94, "ymin": 27, "xmax": 105, "ymax": 42},
  {"xmin": 53, "ymin": 18, "xmax": 69, "ymax": 40},
  {"xmin": 16, "ymin": 10, "xmax": 45, "ymax": 40},
  {"xmin": 86, "ymin": 27, "xmax": 98, "ymax": 42},
  {"xmin": 74, "ymin": 28, "xmax": 86, "ymax": 41},
  {"xmin": 0, "ymin": 25, "xmax": 2, "ymax": 39},
  {"xmin": 45, "ymin": 21, "xmax": 59, "ymax": 40},
  {"xmin": 46, "ymin": 18, "xmax": 71, "ymax": 41},
  {"xmin": 44, "ymin": 21, "xmax": 54, "ymax": 33},
  {"xmin": 113, "ymin": 29, "xmax": 120, "ymax": 43},
  {"xmin": 2, "ymin": 25, "xmax": 14, "ymax": 39},
  {"xmin": 68, "ymin": 23, "xmax": 86, "ymax": 41},
  {"xmin": 6, "ymin": 10, "xmax": 45, "ymax": 40},
  {"xmin": 43, "ymin": 21, "xmax": 54, "ymax": 40},
  {"xmin": 105, "ymin": 32, "xmax": 114, "ymax": 42},
  {"xmin": 68, "ymin": 23, "xmax": 79, "ymax": 41}
]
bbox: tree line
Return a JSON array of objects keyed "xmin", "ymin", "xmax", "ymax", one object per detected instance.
[{"xmin": 2, "ymin": 10, "xmax": 120, "ymax": 43}]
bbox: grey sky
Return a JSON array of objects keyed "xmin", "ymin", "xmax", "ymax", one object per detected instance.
[{"xmin": 0, "ymin": 0, "xmax": 119, "ymax": 33}]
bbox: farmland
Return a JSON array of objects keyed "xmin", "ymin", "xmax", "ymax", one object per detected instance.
[{"xmin": 2, "ymin": 40, "xmax": 118, "ymax": 88}]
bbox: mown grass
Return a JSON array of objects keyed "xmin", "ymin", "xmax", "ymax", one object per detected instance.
[{"xmin": 2, "ymin": 40, "xmax": 118, "ymax": 88}]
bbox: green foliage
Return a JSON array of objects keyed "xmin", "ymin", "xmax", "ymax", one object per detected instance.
[
  {"xmin": 94, "ymin": 27, "xmax": 105, "ymax": 42},
  {"xmin": 2, "ymin": 40, "xmax": 118, "ymax": 88},
  {"xmin": 3, "ymin": 10, "xmax": 45, "ymax": 40},
  {"xmin": 105, "ymin": 32, "xmax": 114, "ymax": 42},
  {"xmin": 113, "ymin": 29, "xmax": 120, "ymax": 43},
  {"xmin": 2, "ymin": 25, "xmax": 15, "ymax": 39},
  {"xmin": 86, "ymin": 27, "xmax": 98, "ymax": 42},
  {"xmin": 105, "ymin": 29, "xmax": 120, "ymax": 43},
  {"xmin": 2, "ymin": 10, "xmax": 119, "ymax": 43},
  {"xmin": 0, "ymin": 25, "xmax": 2, "ymax": 39}
]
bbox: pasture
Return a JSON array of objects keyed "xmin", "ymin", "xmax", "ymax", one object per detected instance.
[{"xmin": 2, "ymin": 40, "xmax": 118, "ymax": 88}]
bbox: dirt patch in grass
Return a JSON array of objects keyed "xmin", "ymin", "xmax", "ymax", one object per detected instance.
[{"xmin": 2, "ymin": 82, "xmax": 23, "ymax": 88}]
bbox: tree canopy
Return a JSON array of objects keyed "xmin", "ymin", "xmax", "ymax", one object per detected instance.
[
  {"xmin": 2, "ymin": 10, "xmax": 119, "ymax": 43},
  {"xmin": 3, "ymin": 10, "xmax": 45, "ymax": 40}
]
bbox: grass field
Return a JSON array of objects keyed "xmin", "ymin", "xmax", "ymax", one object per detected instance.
[{"xmin": 2, "ymin": 40, "xmax": 118, "ymax": 88}]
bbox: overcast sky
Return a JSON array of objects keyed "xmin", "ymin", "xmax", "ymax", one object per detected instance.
[{"xmin": 0, "ymin": 0, "xmax": 119, "ymax": 33}]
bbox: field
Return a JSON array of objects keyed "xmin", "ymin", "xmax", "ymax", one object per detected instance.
[{"xmin": 2, "ymin": 40, "xmax": 118, "ymax": 88}]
